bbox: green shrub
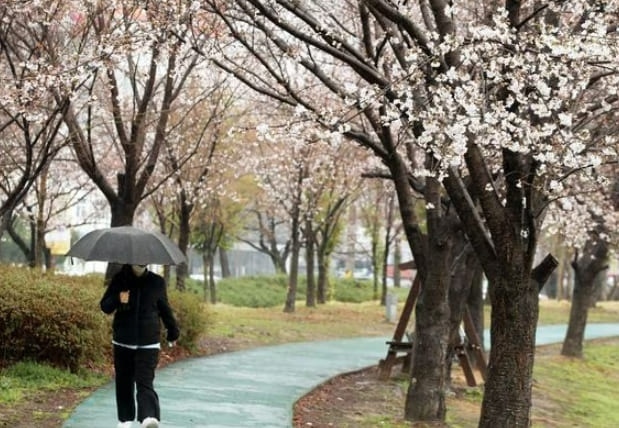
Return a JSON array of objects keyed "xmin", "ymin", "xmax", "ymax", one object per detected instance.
[
  {"xmin": 0, "ymin": 266, "xmax": 109, "ymax": 372},
  {"xmin": 0, "ymin": 266, "xmax": 210, "ymax": 371},
  {"xmin": 167, "ymin": 290, "xmax": 210, "ymax": 352},
  {"xmin": 331, "ymin": 277, "xmax": 376, "ymax": 302}
]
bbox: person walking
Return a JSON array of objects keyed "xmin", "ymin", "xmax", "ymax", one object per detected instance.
[{"xmin": 100, "ymin": 264, "xmax": 180, "ymax": 428}]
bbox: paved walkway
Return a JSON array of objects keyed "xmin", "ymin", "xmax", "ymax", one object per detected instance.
[{"xmin": 64, "ymin": 323, "xmax": 619, "ymax": 427}]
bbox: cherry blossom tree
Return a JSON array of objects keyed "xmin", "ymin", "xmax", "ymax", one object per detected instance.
[
  {"xmin": 202, "ymin": 1, "xmax": 618, "ymax": 424},
  {"xmin": 157, "ymin": 77, "xmax": 242, "ymax": 290},
  {"xmin": 7, "ymin": 154, "xmax": 98, "ymax": 269},
  {"xmin": 303, "ymin": 138, "xmax": 365, "ymax": 306},
  {"xmin": 0, "ymin": 3, "xmax": 70, "ymax": 237},
  {"xmin": 542, "ymin": 171, "xmax": 619, "ymax": 357},
  {"xmin": 2, "ymin": 1, "xmax": 214, "ymax": 233}
]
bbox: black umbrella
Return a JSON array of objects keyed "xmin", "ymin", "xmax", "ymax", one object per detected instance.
[{"xmin": 66, "ymin": 226, "xmax": 186, "ymax": 265}]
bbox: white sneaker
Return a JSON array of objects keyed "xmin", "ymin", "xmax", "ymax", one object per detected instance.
[
  {"xmin": 117, "ymin": 422, "xmax": 133, "ymax": 428},
  {"xmin": 142, "ymin": 417, "xmax": 159, "ymax": 428}
]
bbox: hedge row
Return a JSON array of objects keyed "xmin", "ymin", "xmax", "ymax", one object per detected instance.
[
  {"xmin": 186, "ymin": 274, "xmax": 378, "ymax": 307},
  {"xmin": 0, "ymin": 266, "xmax": 207, "ymax": 372}
]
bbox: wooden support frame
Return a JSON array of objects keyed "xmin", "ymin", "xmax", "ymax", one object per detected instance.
[
  {"xmin": 378, "ymin": 275, "xmax": 488, "ymax": 384},
  {"xmin": 463, "ymin": 306, "xmax": 487, "ymax": 380},
  {"xmin": 378, "ymin": 274, "xmax": 421, "ymax": 380}
]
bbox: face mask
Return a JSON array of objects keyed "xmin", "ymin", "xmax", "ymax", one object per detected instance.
[{"xmin": 132, "ymin": 265, "xmax": 147, "ymax": 276}]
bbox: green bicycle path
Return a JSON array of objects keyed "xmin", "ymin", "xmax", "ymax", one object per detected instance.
[{"xmin": 64, "ymin": 323, "xmax": 619, "ymax": 427}]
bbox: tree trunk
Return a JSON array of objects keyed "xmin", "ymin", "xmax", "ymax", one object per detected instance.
[
  {"xmin": 7, "ymin": 216, "xmax": 32, "ymax": 264},
  {"xmin": 561, "ymin": 271, "xmax": 595, "ymax": 358},
  {"xmin": 35, "ymin": 220, "xmax": 46, "ymax": 269},
  {"xmin": 345, "ymin": 204, "xmax": 356, "ymax": 275},
  {"xmin": 405, "ymin": 233, "xmax": 451, "ymax": 421},
  {"xmin": 380, "ymin": 227, "xmax": 391, "ymax": 306},
  {"xmin": 176, "ymin": 193, "xmax": 192, "ymax": 291},
  {"xmin": 209, "ymin": 251, "xmax": 217, "ymax": 304},
  {"xmin": 219, "ymin": 247, "xmax": 231, "ymax": 277},
  {"xmin": 105, "ymin": 197, "xmax": 137, "ymax": 284},
  {"xmin": 562, "ymin": 239, "xmax": 608, "ymax": 357},
  {"xmin": 202, "ymin": 251, "xmax": 209, "ymax": 301},
  {"xmin": 589, "ymin": 270, "xmax": 606, "ymax": 308},
  {"xmin": 28, "ymin": 212, "xmax": 37, "ymax": 267},
  {"xmin": 371, "ymin": 238, "xmax": 380, "ymax": 300},
  {"xmin": 284, "ymin": 204, "xmax": 300, "ymax": 313},
  {"xmin": 305, "ymin": 221, "xmax": 316, "ymax": 307},
  {"xmin": 317, "ymin": 249, "xmax": 329, "ymax": 304},
  {"xmin": 478, "ymin": 271, "xmax": 539, "ymax": 427},
  {"xmin": 154, "ymin": 207, "xmax": 171, "ymax": 284},
  {"xmin": 394, "ymin": 235, "xmax": 401, "ymax": 288}
]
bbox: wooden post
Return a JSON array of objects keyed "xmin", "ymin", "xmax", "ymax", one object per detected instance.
[
  {"xmin": 455, "ymin": 339, "xmax": 477, "ymax": 387},
  {"xmin": 378, "ymin": 274, "xmax": 421, "ymax": 380},
  {"xmin": 463, "ymin": 306, "xmax": 487, "ymax": 381}
]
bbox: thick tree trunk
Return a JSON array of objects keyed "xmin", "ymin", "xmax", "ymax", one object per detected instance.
[
  {"xmin": 219, "ymin": 247, "xmax": 231, "ymax": 277},
  {"xmin": 105, "ymin": 198, "xmax": 137, "ymax": 284},
  {"xmin": 405, "ymin": 236, "xmax": 451, "ymax": 421},
  {"xmin": 479, "ymin": 271, "xmax": 539, "ymax": 428},
  {"xmin": 305, "ymin": 222, "xmax": 316, "ymax": 307}
]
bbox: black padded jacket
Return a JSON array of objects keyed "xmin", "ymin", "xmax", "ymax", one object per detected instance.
[{"xmin": 100, "ymin": 266, "xmax": 180, "ymax": 346}]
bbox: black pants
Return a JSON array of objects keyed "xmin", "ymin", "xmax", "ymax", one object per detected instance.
[{"xmin": 113, "ymin": 345, "xmax": 160, "ymax": 423}]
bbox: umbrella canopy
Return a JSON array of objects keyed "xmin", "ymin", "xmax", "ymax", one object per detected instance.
[{"xmin": 66, "ymin": 226, "xmax": 186, "ymax": 266}]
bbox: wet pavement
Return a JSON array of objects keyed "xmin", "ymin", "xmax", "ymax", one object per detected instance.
[{"xmin": 64, "ymin": 323, "xmax": 619, "ymax": 427}]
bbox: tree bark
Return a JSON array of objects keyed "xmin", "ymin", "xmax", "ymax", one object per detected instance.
[
  {"xmin": 305, "ymin": 220, "xmax": 316, "ymax": 307},
  {"xmin": 176, "ymin": 191, "xmax": 192, "ymax": 291},
  {"xmin": 208, "ymin": 251, "xmax": 217, "ymax": 304},
  {"xmin": 406, "ymin": 226, "xmax": 451, "ymax": 421},
  {"xmin": 284, "ymin": 198, "xmax": 301, "ymax": 313},
  {"xmin": 219, "ymin": 247, "xmax": 231, "ymax": 277},
  {"xmin": 105, "ymin": 186, "xmax": 138, "ymax": 283},
  {"xmin": 317, "ymin": 250, "xmax": 329, "ymax": 303},
  {"xmin": 478, "ymin": 271, "xmax": 539, "ymax": 427},
  {"xmin": 202, "ymin": 252, "xmax": 209, "ymax": 301},
  {"xmin": 394, "ymin": 235, "xmax": 401, "ymax": 288},
  {"xmin": 562, "ymin": 239, "xmax": 608, "ymax": 357}
]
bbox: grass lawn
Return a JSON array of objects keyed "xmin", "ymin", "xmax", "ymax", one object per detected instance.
[
  {"xmin": 445, "ymin": 338, "xmax": 619, "ymax": 428},
  {"xmin": 207, "ymin": 298, "xmax": 619, "ymax": 350}
]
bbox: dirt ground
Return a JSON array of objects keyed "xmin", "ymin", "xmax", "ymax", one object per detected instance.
[
  {"xmin": 293, "ymin": 365, "xmax": 412, "ymax": 428},
  {"xmin": 293, "ymin": 338, "xmax": 619, "ymax": 428}
]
